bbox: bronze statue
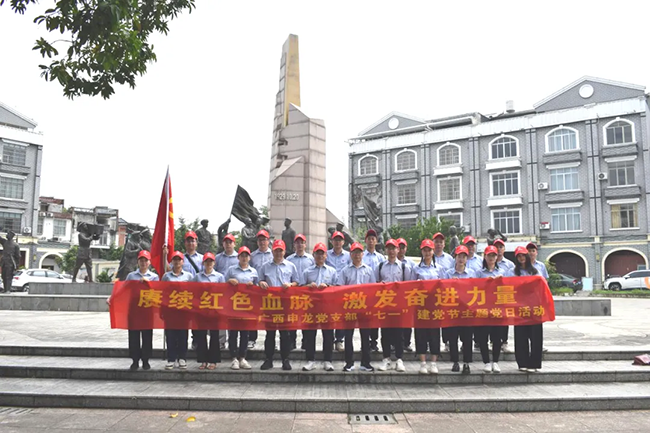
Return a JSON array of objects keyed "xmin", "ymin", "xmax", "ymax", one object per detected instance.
[
  {"xmin": 241, "ymin": 217, "xmax": 258, "ymax": 251},
  {"xmin": 486, "ymin": 228, "xmax": 508, "ymax": 246},
  {"xmin": 336, "ymin": 222, "xmax": 354, "ymax": 250},
  {"xmin": 281, "ymin": 218, "xmax": 296, "ymax": 256},
  {"xmin": 72, "ymin": 222, "xmax": 100, "ymax": 283},
  {"xmin": 217, "ymin": 218, "xmax": 231, "ymax": 252},
  {"xmin": 448, "ymin": 225, "xmax": 460, "ymax": 257},
  {"xmin": 196, "ymin": 219, "xmax": 212, "ymax": 254},
  {"xmin": 0, "ymin": 231, "xmax": 20, "ymax": 292},
  {"xmin": 258, "ymin": 216, "xmax": 272, "ymax": 239},
  {"xmin": 116, "ymin": 227, "xmax": 150, "ymax": 281}
]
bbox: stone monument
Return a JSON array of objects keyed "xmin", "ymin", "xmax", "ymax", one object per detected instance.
[
  {"xmin": 196, "ymin": 219, "xmax": 212, "ymax": 254},
  {"xmin": 0, "ymin": 231, "xmax": 20, "ymax": 292},
  {"xmin": 267, "ymin": 34, "xmax": 327, "ymax": 247}
]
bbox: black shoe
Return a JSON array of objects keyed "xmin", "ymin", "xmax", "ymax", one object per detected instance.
[
  {"xmin": 282, "ymin": 359, "xmax": 292, "ymax": 371},
  {"xmin": 142, "ymin": 360, "xmax": 151, "ymax": 371},
  {"xmin": 360, "ymin": 363, "xmax": 374, "ymax": 372},
  {"xmin": 452, "ymin": 362, "xmax": 460, "ymax": 372},
  {"xmin": 462, "ymin": 363, "xmax": 470, "ymax": 375},
  {"xmin": 343, "ymin": 363, "xmax": 355, "ymax": 372},
  {"xmin": 129, "ymin": 361, "xmax": 139, "ymax": 371},
  {"xmin": 370, "ymin": 342, "xmax": 379, "ymax": 352},
  {"xmin": 261, "ymin": 359, "xmax": 273, "ymax": 370}
]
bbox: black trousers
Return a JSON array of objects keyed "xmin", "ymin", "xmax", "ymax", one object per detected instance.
[
  {"xmin": 415, "ymin": 328, "xmax": 440, "ymax": 355},
  {"xmin": 303, "ymin": 329, "xmax": 334, "ymax": 362},
  {"xmin": 370, "ymin": 328, "xmax": 379, "ymax": 344},
  {"xmin": 446, "ymin": 327, "xmax": 473, "ymax": 363},
  {"xmin": 195, "ymin": 330, "xmax": 221, "ymax": 364},
  {"xmin": 335, "ymin": 329, "xmax": 345, "ymax": 343},
  {"xmin": 249, "ymin": 330, "xmax": 258, "ymax": 342},
  {"xmin": 476, "ymin": 326, "xmax": 501, "ymax": 364},
  {"xmin": 264, "ymin": 330, "xmax": 291, "ymax": 361},
  {"xmin": 403, "ymin": 328, "xmax": 412, "ymax": 347},
  {"xmin": 500, "ymin": 326, "xmax": 509, "ymax": 344},
  {"xmin": 165, "ymin": 329, "xmax": 188, "ymax": 362},
  {"xmin": 128, "ymin": 329, "xmax": 152, "ymax": 362},
  {"xmin": 229, "ymin": 330, "xmax": 249, "ymax": 359},
  {"xmin": 381, "ymin": 328, "xmax": 404, "ymax": 359},
  {"xmin": 345, "ymin": 328, "xmax": 371, "ymax": 366},
  {"xmin": 514, "ymin": 324, "xmax": 543, "ymax": 369}
]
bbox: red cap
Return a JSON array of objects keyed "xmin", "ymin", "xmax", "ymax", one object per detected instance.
[
  {"xmin": 493, "ymin": 239, "xmax": 505, "ymax": 247},
  {"xmin": 454, "ymin": 245, "xmax": 469, "ymax": 256},
  {"xmin": 526, "ymin": 242, "xmax": 538, "ymax": 250},
  {"xmin": 350, "ymin": 242, "xmax": 364, "ymax": 252},
  {"xmin": 256, "ymin": 230, "xmax": 269, "ymax": 239},
  {"xmin": 171, "ymin": 251, "xmax": 184, "ymax": 260},
  {"xmin": 238, "ymin": 246, "xmax": 251, "ymax": 256},
  {"xmin": 331, "ymin": 231, "xmax": 344, "ymax": 239},
  {"xmin": 484, "ymin": 246, "xmax": 498, "ymax": 256},
  {"xmin": 223, "ymin": 233, "xmax": 236, "ymax": 243},
  {"xmin": 272, "ymin": 239, "xmax": 286, "ymax": 251},
  {"xmin": 203, "ymin": 252, "xmax": 216, "ymax": 262},
  {"xmin": 397, "ymin": 238, "xmax": 407, "ymax": 246},
  {"xmin": 365, "ymin": 229, "xmax": 378, "ymax": 239},
  {"xmin": 432, "ymin": 232, "xmax": 445, "ymax": 240},
  {"xmin": 385, "ymin": 239, "xmax": 399, "ymax": 248},
  {"xmin": 420, "ymin": 239, "xmax": 434, "ymax": 250},
  {"xmin": 294, "ymin": 233, "xmax": 306, "ymax": 242},
  {"xmin": 137, "ymin": 250, "xmax": 151, "ymax": 260},
  {"xmin": 184, "ymin": 231, "xmax": 197, "ymax": 240},
  {"xmin": 515, "ymin": 246, "xmax": 529, "ymax": 256},
  {"xmin": 463, "ymin": 235, "xmax": 476, "ymax": 244},
  {"xmin": 313, "ymin": 242, "xmax": 327, "ymax": 253}
]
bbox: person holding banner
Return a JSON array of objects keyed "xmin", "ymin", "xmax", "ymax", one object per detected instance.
[
  {"xmin": 363, "ymin": 229, "xmax": 385, "ymax": 352},
  {"xmin": 249, "ymin": 230, "xmax": 272, "ymax": 349},
  {"xmin": 162, "ymin": 251, "xmax": 194, "ymax": 370},
  {"xmin": 287, "ymin": 234, "xmax": 315, "ymax": 350},
  {"xmin": 444, "ymin": 245, "xmax": 476, "ymax": 374},
  {"xmin": 397, "ymin": 238, "xmax": 416, "ymax": 353},
  {"xmin": 341, "ymin": 242, "xmax": 376, "ymax": 372},
  {"xmin": 224, "ymin": 246, "xmax": 258, "ymax": 370},
  {"xmin": 513, "ymin": 246, "xmax": 543, "ymax": 372},
  {"xmin": 326, "ymin": 231, "xmax": 350, "ymax": 352},
  {"xmin": 302, "ymin": 242, "xmax": 339, "ymax": 372},
  {"xmin": 259, "ymin": 240, "xmax": 300, "ymax": 371},
  {"xmin": 474, "ymin": 246, "xmax": 505, "ymax": 373},
  {"xmin": 193, "ymin": 252, "xmax": 224, "ymax": 370},
  {"xmin": 494, "ymin": 239, "xmax": 514, "ymax": 353},
  {"xmin": 413, "ymin": 239, "xmax": 441, "ymax": 374}
]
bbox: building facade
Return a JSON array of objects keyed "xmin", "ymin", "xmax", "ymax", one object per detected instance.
[{"xmin": 348, "ymin": 77, "xmax": 650, "ymax": 286}]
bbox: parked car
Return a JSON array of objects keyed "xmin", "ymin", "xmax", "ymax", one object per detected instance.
[
  {"xmin": 11, "ymin": 269, "xmax": 72, "ymax": 292},
  {"xmin": 603, "ymin": 270, "xmax": 650, "ymax": 291},
  {"xmin": 557, "ymin": 274, "xmax": 583, "ymax": 292}
]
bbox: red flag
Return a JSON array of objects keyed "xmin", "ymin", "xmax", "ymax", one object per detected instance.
[{"xmin": 150, "ymin": 167, "xmax": 174, "ymax": 276}]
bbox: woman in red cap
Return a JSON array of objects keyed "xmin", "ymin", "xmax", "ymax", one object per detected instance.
[
  {"xmin": 513, "ymin": 246, "xmax": 542, "ymax": 372},
  {"xmin": 193, "ymin": 252, "xmax": 225, "ymax": 370}
]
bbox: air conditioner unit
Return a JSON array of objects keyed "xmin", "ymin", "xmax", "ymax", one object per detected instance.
[
  {"xmin": 539, "ymin": 222, "xmax": 550, "ymax": 230},
  {"xmin": 47, "ymin": 212, "xmax": 54, "ymax": 217},
  {"xmin": 537, "ymin": 182, "xmax": 549, "ymax": 190},
  {"xmin": 22, "ymin": 227, "xmax": 32, "ymax": 235},
  {"xmin": 598, "ymin": 172, "xmax": 608, "ymax": 181}
]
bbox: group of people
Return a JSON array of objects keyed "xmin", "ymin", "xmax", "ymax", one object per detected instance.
[{"xmin": 116, "ymin": 228, "xmax": 549, "ymax": 375}]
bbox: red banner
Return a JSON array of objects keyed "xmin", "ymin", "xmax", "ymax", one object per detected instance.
[{"xmin": 109, "ymin": 277, "xmax": 554, "ymax": 330}]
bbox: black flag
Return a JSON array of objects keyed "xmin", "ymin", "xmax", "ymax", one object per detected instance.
[
  {"xmin": 231, "ymin": 185, "xmax": 260, "ymax": 224},
  {"xmin": 361, "ymin": 193, "xmax": 381, "ymax": 231}
]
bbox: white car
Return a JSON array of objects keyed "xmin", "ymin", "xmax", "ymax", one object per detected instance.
[
  {"xmin": 11, "ymin": 269, "xmax": 73, "ymax": 292},
  {"xmin": 603, "ymin": 270, "xmax": 650, "ymax": 291}
]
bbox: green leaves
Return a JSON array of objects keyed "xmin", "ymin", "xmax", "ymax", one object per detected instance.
[{"xmin": 387, "ymin": 217, "xmax": 465, "ymax": 256}]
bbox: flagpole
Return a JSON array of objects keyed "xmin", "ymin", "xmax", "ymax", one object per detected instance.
[{"xmin": 163, "ymin": 166, "xmax": 170, "ymax": 274}]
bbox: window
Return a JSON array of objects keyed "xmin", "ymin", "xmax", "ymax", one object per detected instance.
[
  {"xmin": 2, "ymin": 142, "xmax": 27, "ymax": 166},
  {"xmin": 438, "ymin": 177, "xmax": 461, "ymax": 201},
  {"xmin": 490, "ymin": 136, "xmax": 518, "ymax": 159},
  {"xmin": 30, "ymin": 270, "xmax": 46, "ymax": 277},
  {"xmin": 53, "ymin": 219, "xmax": 67, "ymax": 237},
  {"xmin": 395, "ymin": 150, "xmax": 416, "ymax": 171},
  {"xmin": 358, "ymin": 155, "xmax": 378, "ymax": 176},
  {"xmin": 551, "ymin": 207, "xmax": 581, "ymax": 232},
  {"xmin": 397, "ymin": 184, "xmax": 416, "ymax": 205},
  {"xmin": 493, "ymin": 210, "xmax": 521, "ymax": 234},
  {"xmin": 608, "ymin": 161, "xmax": 635, "ymax": 186},
  {"xmin": 611, "ymin": 203, "xmax": 638, "ymax": 229},
  {"xmin": 0, "ymin": 177, "xmax": 23, "ymax": 199},
  {"xmin": 398, "ymin": 218, "xmax": 417, "ymax": 229},
  {"xmin": 550, "ymin": 167, "xmax": 579, "ymax": 191},
  {"xmin": 37, "ymin": 217, "xmax": 44, "ymax": 236},
  {"xmin": 0, "ymin": 212, "xmax": 21, "ymax": 232},
  {"xmin": 546, "ymin": 127, "xmax": 578, "ymax": 152},
  {"xmin": 491, "ymin": 172, "xmax": 519, "ymax": 197},
  {"xmin": 46, "ymin": 271, "xmax": 61, "ymax": 279},
  {"xmin": 439, "ymin": 213, "xmax": 462, "ymax": 227},
  {"xmin": 438, "ymin": 144, "xmax": 460, "ymax": 166},
  {"xmin": 605, "ymin": 120, "xmax": 633, "ymax": 145}
]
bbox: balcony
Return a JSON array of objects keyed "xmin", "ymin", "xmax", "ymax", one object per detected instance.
[
  {"xmin": 545, "ymin": 190, "xmax": 584, "ymax": 204},
  {"xmin": 487, "ymin": 196, "xmax": 523, "ymax": 207},
  {"xmin": 485, "ymin": 158, "xmax": 522, "ymax": 171},
  {"xmin": 601, "ymin": 143, "xmax": 638, "ymax": 158},
  {"xmin": 543, "ymin": 150, "xmax": 582, "ymax": 165},
  {"xmin": 604, "ymin": 185, "xmax": 641, "ymax": 199},
  {"xmin": 434, "ymin": 200, "xmax": 463, "ymax": 211}
]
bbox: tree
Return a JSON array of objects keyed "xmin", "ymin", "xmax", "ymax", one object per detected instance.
[
  {"xmin": 2, "ymin": 0, "xmax": 195, "ymax": 99},
  {"xmin": 100, "ymin": 243, "xmax": 123, "ymax": 261},
  {"xmin": 55, "ymin": 245, "xmax": 78, "ymax": 273},
  {"xmin": 96, "ymin": 270, "xmax": 112, "ymax": 282},
  {"xmin": 173, "ymin": 216, "xmax": 200, "ymax": 253},
  {"xmin": 387, "ymin": 217, "xmax": 465, "ymax": 257},
  {"xmin": 545, "ymin": 260, "xmax": 562, "ymax": 289}
]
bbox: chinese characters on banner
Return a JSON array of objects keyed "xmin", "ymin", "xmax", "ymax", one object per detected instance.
[{"xmin": 109, "ymin": 277, "xmax": 555, "ymax": 330}]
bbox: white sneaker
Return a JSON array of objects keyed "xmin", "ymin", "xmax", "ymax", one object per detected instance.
[
  {"xmin": 323, "ymin": 361, "xmax": 334, "ymax": 372},
  {"xmin": 429, "ymin": 362, "xmax": 438, "ymax": 374},
  {"xmin": 247, "ymin": 341, "xmax": 255, "ymax": 349},
  {"xmin": 165, "ymin": 362, "xmax": 174, "ymax": 370},
  {"xmin": 483, "ymin": 363, "xmax": 492, "ymax": 373},
  {"xmin": 378, "ymin": 358, "xmax": 391, "ymax": 371},
  {"xmin": 418, "ymin": 362, "xmax": 428, "ymax": 374},
  {"xmin": 335, "ymin": 342, "xmax": 344, "ymax": 352},
  {"xmin": 502, "ymin": 343, "xmax": 512, "ymax": 353},
  {"xmin": 239, "ymin": 359, "xmax": 252, "ymax": 370},
  {"xmin": 395, "ymin": 359, "xmax": 405, "ymax": 372},
  {"xmin": 527, "ymin": 368, "xmax": 538, "ymax": 373},
  {"xmin": 178, "ymin": 359, "xmax": 187, "ymax": 370},
  {"xmin": 302, "ymin": 360, "xmax": 316, "ymax": 371},
  {"xmin": 444, "ymin": 342, "xmax": 450, "ymax": 352},
  {"xmin": 230, "ymin": 359, "xmax": 240, "ymax": 370},
  {"xmin": 492, "ymin": 363, "xmax": 501, "ymax": 373}
]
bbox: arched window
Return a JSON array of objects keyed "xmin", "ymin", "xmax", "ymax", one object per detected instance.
[
  {"xmin": 437, "ymin": 143, "xmax": 460, "ymax": 166},
  {"xmin": 489, "ymin": 136, "xmax": 518, "ymax": 159},
  {"xmin": 546, "ymin": 126, "xmax": 578, "ymax": 153},
  {"xmin": 358, "ymin": 155, "xmax": 378, "ymax": 176},
  {"xmin": 604, "ymin": 119, "xmax": 634, "ymax": 145},
  {"xmin": 395, "ymin": 149, "xmax": 417, "ymax": 172}
]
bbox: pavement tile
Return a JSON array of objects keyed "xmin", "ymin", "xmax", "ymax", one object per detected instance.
[
  {"xmin": 111, "ymin": 410, "xmax": 186, "ymax": 431},
  {"xmin": 0, "ymin": 412, "xmax": 76, "ymax": 429},
  {"xmin": 231, "ymin": 416, "xmax": 294, "ymax": 433},
  {"xmin": 51, "ymin": 411, "xmax": 131, "ymax": 430},
  {"xmin": 292, "ymin": 419, "xmax": 352, "ymax": 433}
]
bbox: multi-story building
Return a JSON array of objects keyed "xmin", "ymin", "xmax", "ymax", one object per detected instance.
[{"xmin": 348, "ymin": 76, "xmax": 649, "ymax": 286}]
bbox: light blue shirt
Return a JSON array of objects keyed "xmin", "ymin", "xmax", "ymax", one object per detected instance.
[
  {"xmin": 250, "ymin": 249, "xmax": 273, "ymax": 271},
  {"xmin": 170, "ymin": 251, "xmax": 203, "ymax": 277},
  {"xmin": 303, "ymin": 264, "xmax": 339, "ymax": 286},
  {"xmin": 363, "ymin": 250, "xmax": 385, "ymax": 271},
  {"xmin": 444, "ymin": 267, "xmax": 476, "ymax": 279},
  {"xmin": 533, "ymin": 261, "xmax": 549, "ymax": 278},
  {"xmin": 400, "ymin": 257, "xmax": 417, "ymax": 280},
  {"xmin": 433, "ymin": 251, "xmax": 455, "ymax": 270},
  {"xmin": 194, "ymin": 270, "xmax": 225, "ymax": 283},
  {"xmin": 376, "ymin": 259, "xmax": 408, "ymax": 282},
  {"xmin": 286, "ymin": 252, "xmax": 315, "ymax": 285},
  {"xmin": 162, "ymin": 270, "xmax": 194, "ymax": 282},
  {"xmin": 341, "ymin": 263, "xmax": 376, "ymax": 285},
  {"xmin": 475, "ymin": 267, "xmax": 506, "ymax": 278},
  {"xmin": 513, "ymin": 268, "xmax": 535, "ymax": 277},
  {"xmin": 259, "ymin": 260, "xmax": 299, "ymax": 287},
  {"xmin": 497, "ymin": 257, "xmax": 515, "ymax": 273},
  {"xmin": 214, "ymin": 251, "xmax": 238, "ymax": 275},
  {"xmin": 466, "ymin": 255, "xmax": 483, "ymax": 273},
  {"xmin": 414, "ymin": 261, "xmax": 440, "ymax": 281},
  {"xmin": 224, "ymin": 265, "xmax": 259, "ymax": 285},
  {"xmin": 326, "ymin": 249, "xmax": 350, "ymax": 274},
  {"xmin": 125, "ymin": 270, "xmax": 159, "ymax": 281}
]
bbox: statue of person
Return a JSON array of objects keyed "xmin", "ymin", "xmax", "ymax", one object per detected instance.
[
  {"xmin": 72, "ymin": 222, "xmax": 100, "ymax": 283},
  {"xmin": 216, "ymin": 218, "xmax": 231, "ymax": 252},
  {"xmin": 259, "ymin": 216, "xmax": 272, "ymax": 239},
  {"xmin": 196, "ymin": 219, "xmax": 212, "ymax": 254},
  {"xmin": 486, "ymin": 228, "xmax": 508, "ymax": 246},
  {"xmin": 375, "ymin": 227, "xmax": 386, "ymax": 254},
  {"xmin": 241, "ymin": 217, "xmax": 258, "ymax": 251},
  {"xmin": 282, "ymin": 218, "xmax": 296, "ymax": 257},
  {"xmin": 0, "ymin": 230, "xmax": 20, "ymax": 293},
  {"xmin": 448, "ymin": 225, "xmax": 460, "ymax": 257},
  {"xmin": 116, "ymin": 231, "xmax": 142, "ymax": 281},
  {"xmin": 335, "ymin": 223, "xmax": 355, "ymax": 251}
]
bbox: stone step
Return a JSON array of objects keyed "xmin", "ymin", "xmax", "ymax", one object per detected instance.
[
  {"xmin": 1, "ymin": 377, "xmax": 649, "ymax": 412},
  {"xmin": 0, "ymin": 294, "xmax": 108, "ymax": 312},
  {"xmin": 0, "ymin": 356, "xmax": 646, "ymax": 385},
  {"xmin": 28, "ymin": 282, "xmax": 113, "ymax": 296}
]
